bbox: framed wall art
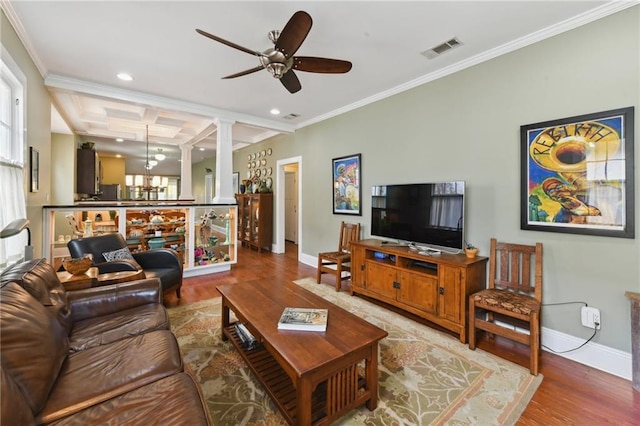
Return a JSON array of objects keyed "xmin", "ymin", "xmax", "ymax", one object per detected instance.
[
  {"xmin": 29, "ymin": 147, "xmax": 39, "ymax": 192},
  {"xmin": 521, "ymin": 106, "xmax": 634, "ymax": 238},
  {"xmin": 332, "ymin": 153, "xmax": 361, "ymax": 215}
]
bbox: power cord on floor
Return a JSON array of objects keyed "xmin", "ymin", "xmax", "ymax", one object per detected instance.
[
  {"xmin": 542, "ymin": 325, "xmax": 599, "ymax": 354},
  {"xmin": 541, "ymin": 300, "xmax": 599, "ymax": 354}
]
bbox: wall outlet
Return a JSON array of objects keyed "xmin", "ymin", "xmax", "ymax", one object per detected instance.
[{"xmin": 581, "ymin": 306, "xmax": 601, "ymax": 330}]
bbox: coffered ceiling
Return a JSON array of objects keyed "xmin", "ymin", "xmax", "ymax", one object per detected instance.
[{"xmin": 3, "ymin": 1, "xmax": 633, "ymax": 175}]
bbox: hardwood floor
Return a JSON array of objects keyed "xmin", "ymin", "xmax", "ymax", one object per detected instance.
[{"xmin": 164, "ymin": 242, "xmax": 640, "ymax": 425}]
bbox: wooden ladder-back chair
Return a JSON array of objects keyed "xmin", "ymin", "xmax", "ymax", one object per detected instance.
[
  {"xmin": 468, "ymin": 238, "xmax": 543, "ymax": 375},
  {"xmin": 317, "ymin": 222, "xmax": 361, "ymax": 292}
]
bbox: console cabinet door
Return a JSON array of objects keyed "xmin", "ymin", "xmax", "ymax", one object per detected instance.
[
  {"xmin": 398, "ymin": 270, "xmax": 438, "ymax": 315},
  {"xmin": 438, "ymin": 265, "xmax": 463, "ymax": 323},
  {"xmin": 350, "ymin": 246, "xmax": 365, "ymax": 290},
  {"xmin": 365, "ymin": 261, "xmax": 397, "ymax": 301}
]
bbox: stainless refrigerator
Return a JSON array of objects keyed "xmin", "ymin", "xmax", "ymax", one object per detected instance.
[{"xmin": 99, "ymin": 184, "xmax": 120, "ymax": 201}]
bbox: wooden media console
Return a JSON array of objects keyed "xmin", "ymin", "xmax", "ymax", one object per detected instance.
[{"xmin": 351, "ymin": 239, "xmax": 488, "ymax": 343}]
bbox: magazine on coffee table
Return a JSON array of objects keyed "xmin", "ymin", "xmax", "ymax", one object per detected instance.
[{"xmin": 277, "ymin": 307, "xmax": 328, "ymax": 331}]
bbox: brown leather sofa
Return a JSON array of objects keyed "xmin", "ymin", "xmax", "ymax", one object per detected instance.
[{"xmin": 0, "ymin": 258, "xmax": 210, "ymax": 425}]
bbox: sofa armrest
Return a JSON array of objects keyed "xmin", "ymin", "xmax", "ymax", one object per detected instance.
[
  {"xmin": 94, "ymin": 259, "xmax": 141, "ymax": 274},
  {"xmin": 67, "ymin": 278, "xmax": 163, "ymax": 322},
  {"xmin": 133, "ymin": 249, "xmax": 183, "ymax": 271}
]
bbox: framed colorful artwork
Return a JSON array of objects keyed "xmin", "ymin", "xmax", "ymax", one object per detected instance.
[
  {"xmin": 520, "ymin": 107, "xmax": 634, "ymax": 238},
  {"xmin": 332, "ymin": 153, "xmax": 361, "ymax": 215}
]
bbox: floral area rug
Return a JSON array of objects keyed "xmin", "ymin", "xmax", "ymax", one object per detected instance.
[{"xmin": 169, "ymin": 277, "xmax": 542, "ymax": 425}]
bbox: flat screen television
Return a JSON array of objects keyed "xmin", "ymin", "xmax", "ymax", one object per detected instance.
[{"xmin": 371, "ymin": 181, "xmax": 465, "ymax": 252}]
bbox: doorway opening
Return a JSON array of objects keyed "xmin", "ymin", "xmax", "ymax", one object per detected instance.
[{"xmin": 275, "ymin": 156, "xmax": 301, "ymax": 258}]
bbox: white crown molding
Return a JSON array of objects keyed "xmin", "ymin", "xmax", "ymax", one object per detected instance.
[
  {"xmin": 298, "ymin": 0, "xmax": 640, "ymax": 129},
  {"xmin": 44, "ymin": 74, "xmax": 296, "ymax": 135},
  {"xmin": 1, "ymin": 0, "xmax": 48, "ymax": 77}
]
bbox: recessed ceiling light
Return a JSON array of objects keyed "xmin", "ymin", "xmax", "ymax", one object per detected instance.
[
  {"xmin": 199, "ymin": 147, "xmax": 205, "ymax": 151},
  {"xmin": 115, "ymin": 154, "xmax": 122, "ymax": 158},
  {"xmin": 115, "ymin": 138, "xmax": 124, "ymax": 142},
  {"xmin": 270, "ymin": 108, "xmax": 280, "ymax": 115},
  {"xmin": 117, "ymin": 73, "xmax": 133, "ymax": 81}
]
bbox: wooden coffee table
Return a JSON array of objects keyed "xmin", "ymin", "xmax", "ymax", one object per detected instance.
[{"xmin": 217, "ymin": 279, "xmax": 388, "ymax": 425}]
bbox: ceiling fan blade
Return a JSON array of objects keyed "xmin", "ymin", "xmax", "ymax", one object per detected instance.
[
  {"xmin": 275, "ymin": 11, "xmax": 312, "ymax": 58},
  {"xmin": 222, "ymin": 66, "xmax": 265, "ymax": 79},
  {"xmin": 196, "ymin": 29, "xmax": 263, "ymax": 57},
  {"xmin": 280, "ymin": 70, "xmax": 302, "ymax": 94},
  {"xmin": 293, "ymin": 57, "xmax": 353, "ymax": 73}
]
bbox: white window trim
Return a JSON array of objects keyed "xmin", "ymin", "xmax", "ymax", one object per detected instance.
[{"xmin": 1, "ymin": 45, "xmax": 28, "ymax": 269}]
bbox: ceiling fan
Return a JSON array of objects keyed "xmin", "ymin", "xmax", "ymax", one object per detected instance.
[{"xmin": 196, "ymin": 11, "xmax": 352, "ymax": 94}]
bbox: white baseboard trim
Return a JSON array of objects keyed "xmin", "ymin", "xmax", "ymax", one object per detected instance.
[
  {"xmin": 300, "ymin": 253, "xmax": 316, "ymax": 268},
  {"xmin": 184, "ymin": 262, "xmax": 230, "ymax": 278},
  {"xmin": 303, "ymin": 254, "xmax": 632, "ymax": 380},
  {"xmin": 542, "ymin": 327, "xmax": 631, "ymax": 380}
]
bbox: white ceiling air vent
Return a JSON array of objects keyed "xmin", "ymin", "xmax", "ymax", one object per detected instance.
[
  {"xmin": 282, "ymin": 113, "xmax": 300, "ymax": 120},
  {"xmin": 421, "ymin": 37, "xmax": 463, "ymax": 59}
]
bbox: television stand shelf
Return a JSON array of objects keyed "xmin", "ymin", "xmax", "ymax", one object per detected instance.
[{"xmin": 350, "ymin": 239, "xmax": 487, "ymax": 343}]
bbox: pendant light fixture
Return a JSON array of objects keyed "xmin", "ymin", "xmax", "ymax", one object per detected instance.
[{"xmin": 144, "ymin": 125, "xmax": 153, "ymax": 199}]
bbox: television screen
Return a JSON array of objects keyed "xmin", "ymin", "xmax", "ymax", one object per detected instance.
[{"xmin": 371, "ymin": 181, "xmax": 465, "ymax": 251}]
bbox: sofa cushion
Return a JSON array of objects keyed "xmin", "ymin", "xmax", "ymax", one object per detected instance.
[
  {"xmin": 38, "ymin": 329, "xmax": 183, "ymax": 424},
  {"xmin": 1, "ymin": 364, "xmax": 36, "ymax": 426},
  {"xmin": 0, "ymin": 282, "xmax": 70, "ymax": 415},
  {"xmin": 48, "ymin": 373, "xmax": 211, "ymax": 425},
  {"xmin": 0, "ymin": 258, "xmax": 72, "ymax": 334},
  {"xmin": 69, "ymin": 303, "xmax": 169, "ymax": 352}
]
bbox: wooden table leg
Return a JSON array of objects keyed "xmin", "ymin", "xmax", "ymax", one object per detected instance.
[
  {"xmin": 296, "ymin": 377, "xmax": 312, "ymax": 425},
  {"xmin": 366, "ymin": 344, "xmax": 378, "ymax": 410},
  {"xmin": 221, "ymin": 298, "xmax": 229, "ymax": 342}
]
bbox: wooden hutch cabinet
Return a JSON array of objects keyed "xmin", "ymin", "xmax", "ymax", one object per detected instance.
[
  {"xmin": 350, "ymin": 239, "xmax": 487, "ymax": 343},
  {"xmin": 236, "ymin": 193, "xmax": 273, "ymax": 252},
  {"xmin": 76, "ymin": 148, "xmax": 100, "ymax": 195}
]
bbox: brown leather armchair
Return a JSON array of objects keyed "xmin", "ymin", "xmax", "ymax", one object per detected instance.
[{"xmin": 67, "ymin": 233, "xmax": 183, "ymax": 298}]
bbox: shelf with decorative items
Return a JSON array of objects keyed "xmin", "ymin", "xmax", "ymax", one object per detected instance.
[
  {"xmin": 43, "ymin": 202, "xmax": 237, "ymax": 277},
  {"xmin": 193, "ymin": 207, "xmax": 235, "ymax": 267}
]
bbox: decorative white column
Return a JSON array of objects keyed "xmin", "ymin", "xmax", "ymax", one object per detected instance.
[
  {"xmin": 179, "ymin": 144, "xmax": 194, "ymax": 200},
  {"xmin": 213, "ymin": 117, "xmax": 236, "ymax": 204}
]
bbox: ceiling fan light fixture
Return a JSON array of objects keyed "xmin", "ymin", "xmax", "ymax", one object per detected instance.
[{"xmin": 266, "ymin": 62, "xmax": 286, "ymax": 79}]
